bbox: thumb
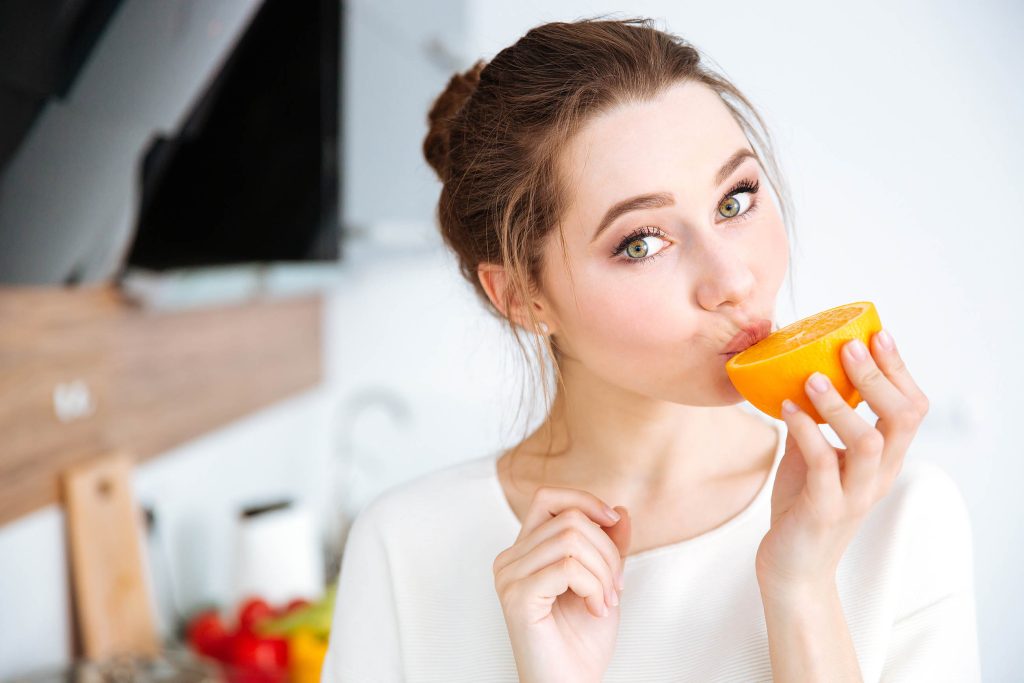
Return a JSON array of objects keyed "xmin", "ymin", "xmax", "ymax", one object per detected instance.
[{"xmin": 604, "ymin": 506, "xmax": 631, "ymax": 570}]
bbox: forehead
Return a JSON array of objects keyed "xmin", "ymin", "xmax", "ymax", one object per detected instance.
[{"xmin": 557, "ymin": 81, "xmax": 750, "ymax": 226}]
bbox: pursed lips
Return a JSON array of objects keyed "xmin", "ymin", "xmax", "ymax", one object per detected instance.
[{"xmin": 721, "ymin": 319, "xmax": 773, "ymax": 355}]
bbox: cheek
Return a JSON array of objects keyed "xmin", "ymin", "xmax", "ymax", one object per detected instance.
[
  {"xmin": 566, "ymin": 276, "xmax": 706, "ymax": 397},
  {"xmin": 572, "ymin": 272, "xmax": 701, "ymax": 352},
  {"xmin": 756, "ymin": 212, "xmax": 790, "ymax": 284}
]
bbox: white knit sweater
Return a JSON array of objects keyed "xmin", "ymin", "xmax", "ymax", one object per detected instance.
[{"xmin": 322, "ymin": 419, "xmax": 981, "ymax": 682}]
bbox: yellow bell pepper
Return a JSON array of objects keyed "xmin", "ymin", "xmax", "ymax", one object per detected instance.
[{"xmin": 288, "ymin": 627, "xmax": 329, "ymax": 683}]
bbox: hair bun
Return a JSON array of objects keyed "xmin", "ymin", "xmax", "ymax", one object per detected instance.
[{"xmin": 423, "ymin": 59, "xmax": 486, "ymax": 182}]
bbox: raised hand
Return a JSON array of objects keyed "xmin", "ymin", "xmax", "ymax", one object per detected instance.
[
  {"xmin": 755, "ymin": 329, "xmax": 929, "ymax": 594},
  {"xmin": 493, "ymin": 486, "xmax": 631, "ymax": 683}
]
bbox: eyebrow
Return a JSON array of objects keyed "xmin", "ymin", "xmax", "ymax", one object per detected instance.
[{"xmin": 589, "ymin": 147, "xmax": 759, "ymax": 244}]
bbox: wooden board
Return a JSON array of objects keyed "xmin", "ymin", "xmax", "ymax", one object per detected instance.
[
  {"xmin": 0, "ymin": 284, "xmax": 323, "ymax": 526},
  {"xmin": 62, "ymin": 452, "xmax": 160, "ymax": 659}
]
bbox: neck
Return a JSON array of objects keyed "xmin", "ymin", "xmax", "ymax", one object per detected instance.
[{"xmin": 514, "ymin": 360, "xmax": 757, "ymax": 499}]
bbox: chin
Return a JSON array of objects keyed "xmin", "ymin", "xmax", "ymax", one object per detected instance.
[{"xmin": 715, "ymin": 367, "xmax": 745, "ymax": 398}]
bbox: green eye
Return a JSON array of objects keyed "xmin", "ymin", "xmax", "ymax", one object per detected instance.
[
  {"xmin": 719, "ymin": 196, "xmax": 741, "ymax": 218},
  {"xmin": 611, "ymin": 226, "xmax": 669, "ymax": 265},
  {"xmin": 626, "ymin": 239, "xmax": 649, "ymax": 258},
  {"xmin": 717, "ymin": 178, "xmax": 759, "ymax": 220}
]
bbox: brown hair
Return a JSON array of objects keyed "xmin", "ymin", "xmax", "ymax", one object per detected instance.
[{"xmin": 422, "ymin": 15, "xmax": 796, "ymax": 479}]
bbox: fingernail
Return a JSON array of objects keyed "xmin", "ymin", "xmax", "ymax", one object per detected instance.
[
  {"xmin": 610, "ymin": 589, "xmax": 620, "ymax": 607},
  {"xmin": 781, "ymin": 398, "xmax": 798, "ymax": 415},
  {"xmin": 877, "ymin": 329, "xmax": 894, "ymax": 350},
  {"xmin": 846, "ymin": 338, "xmax": 867, "ymax": 360},
  {"xmin": 809, "ymin": 372, "xmax": 830, "ymax": 394},
  {"xmin": 604, "ymin": 506, "xmax": 621, "ymax": 522},
  {"xmin": 616, "ymin": 569, "xmax": 625, "ymax": 591}
]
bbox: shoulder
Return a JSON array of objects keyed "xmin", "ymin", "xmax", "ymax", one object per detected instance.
[
  {"xmin": 342, "ymin": 452, "xmax": 511, "ymax": 580},
  {"xmin": 855, "ymin": 457, "xmax": 976, "ymax": 617},
  {"xmin": 349, "ymin": 452, "xmax": 502, "ymax": 538},
  {"xmin": 885, "ymin": 458, "xmax": 973, "ymax": 541}
]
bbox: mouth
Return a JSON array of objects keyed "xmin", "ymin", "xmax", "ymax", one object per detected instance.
[{"xmin": 722, "ymin": 319, "xmax": 773, "ymax": 356}]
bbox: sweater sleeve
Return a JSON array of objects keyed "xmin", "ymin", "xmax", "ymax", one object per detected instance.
[
  {"xmin": 320, "ymin": 502, "xmax": 404, "ymax": 683},
  {"xmin": 878, "ymin": 463, "xmax": 982, "ymax": 682}
]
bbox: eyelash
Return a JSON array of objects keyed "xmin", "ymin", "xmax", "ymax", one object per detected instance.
[{"xmin": 610, "ymin": 178, "xmax": 761, "ymax": 266}]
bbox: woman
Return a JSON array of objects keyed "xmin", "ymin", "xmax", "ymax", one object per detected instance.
[{"xmin": 322, "ymin": 16, "xmax": 980, "ymax": 682}]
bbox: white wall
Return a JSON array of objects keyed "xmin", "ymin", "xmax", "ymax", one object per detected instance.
[
  {"xmin": 1, "ymin": 0, "xmax": 1021, "ymax": 679},
  {"xmin": 341, "ymin": 0, "xmax": 469, "ymax": 243}
]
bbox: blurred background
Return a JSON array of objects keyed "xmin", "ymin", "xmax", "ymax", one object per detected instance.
[{"xmin": 0, "ymin": 0, "xmax": 1020, "ymax": 680}]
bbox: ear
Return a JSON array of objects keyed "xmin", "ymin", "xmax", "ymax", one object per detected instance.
[{"xmin": 477, "ymin": 262, "xmax": 546, "ymax": 330}]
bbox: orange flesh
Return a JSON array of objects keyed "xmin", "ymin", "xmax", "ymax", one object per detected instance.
[{"xmin": 731, "ymin": 303, "xmax": 867, "ymax": 364}]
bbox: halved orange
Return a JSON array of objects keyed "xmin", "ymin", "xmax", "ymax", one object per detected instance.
[{"xmin": 725, "ymin": 301, "xmax": 883, "ymax": 423}]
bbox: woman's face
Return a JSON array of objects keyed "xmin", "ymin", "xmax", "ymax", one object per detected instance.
[{"xmin": 538, "ymin": 80, "xmax": 789, "ymax": 406}]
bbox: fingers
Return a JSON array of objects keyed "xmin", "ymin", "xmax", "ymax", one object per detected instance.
[
  {"xmin": 860, "ymin": 332, "xmax": 927, "ymax": 492},
  {"xmin": 867, "ymin": 330, "xmax": 930, "ymax": 416},
  {"xmin": 793, "ymin": 329, "xmax": 930, "ymax": 509},
  {"xmin": 509, "ymin": 507, "xmax": 623, "ymax": 578},
  {"xmin": 780, "ymin": 400, "xmax": 842, "ymax": 504},
  {"xmin": 495, "ymin": 508, "xmax": 622, "ymax": 613},
  {"xmin": 511, "ymin": 485, "xmax": 623, "ymax": 599},
  {"xmin": 522, "ymin": 556, "xmax": 610, "ymax": 619},
  {"xmin": 840, "ymin": 337, "xmax": 912, "ymax": 427},
  {"xmin": 495, "ymin": 487, "xmax": 624, "ymax": 620},
  {"xmin": 518, "ymin": 485, "xmax": 621, "ymax": 539},
  {"xmin": 802, "ymin": 369, "xmax": 882, "ymax": 501},
  {"xmin": 502, "ymin": 521, "xmax": 620, "ymax": 614},
  {"xmin": 605, "ymin": 506, "xmax": 632, "ymax": 586}
]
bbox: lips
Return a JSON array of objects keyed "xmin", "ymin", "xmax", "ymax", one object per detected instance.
[{"xmin": 722, "ymin": 319, "xmax": 773, "ymax": 355}]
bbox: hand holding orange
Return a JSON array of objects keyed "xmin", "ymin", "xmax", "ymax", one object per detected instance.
[
  {"xmin": 745, "ymin": 301, "xmax": 930, "ymax": 595},
  {"xmin": 725, "ymin": 302, "xmax": 883, "ymax": 423}
]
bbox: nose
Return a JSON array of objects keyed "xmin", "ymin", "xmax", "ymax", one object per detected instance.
[{"xmin": 692, "ymin": 232, "xmax": 756, "ymax": 311}]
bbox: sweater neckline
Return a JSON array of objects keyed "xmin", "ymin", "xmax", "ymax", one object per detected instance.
[{"xmin": 489, "ymin": 419, "xmax": 786, "ymax": 566}]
